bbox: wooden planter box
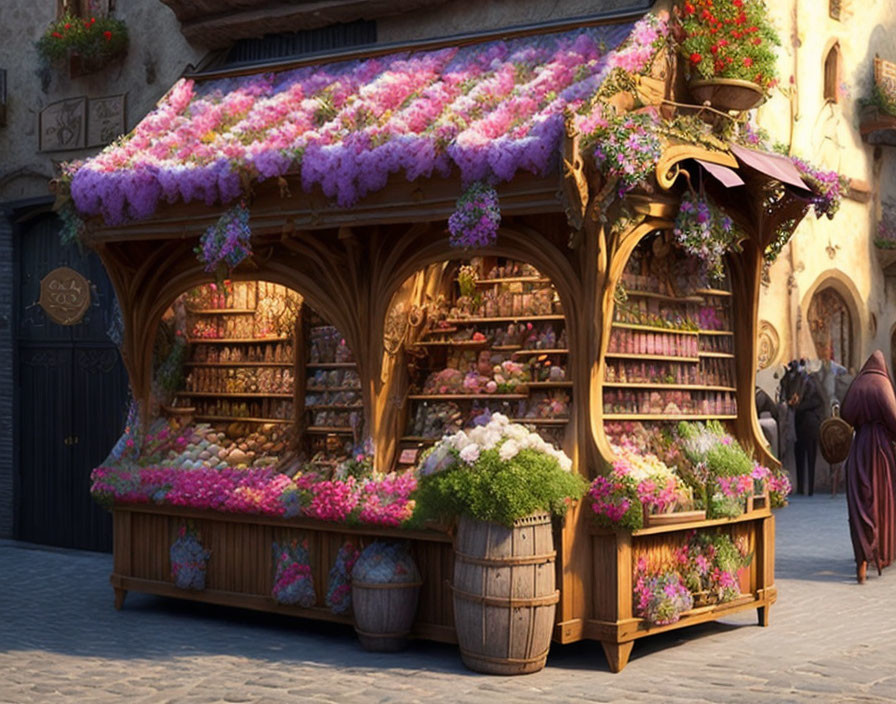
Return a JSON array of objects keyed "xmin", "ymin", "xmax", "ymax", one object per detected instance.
[
  {"xmin": 110, "ymin": 504, "xmax": 457, "ymax": 644},
  {"xmin": 587, "ymin": 506, "xmax": 776, "ymax": 672}
]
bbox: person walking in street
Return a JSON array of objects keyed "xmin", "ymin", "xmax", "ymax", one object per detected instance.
[
  {"xmin": 840, "ymin": 350, "xmax": 896, "ymax": 583},
  {"xmin": 784, "ymin": 360, "xmax": 825, "ymax": 496}
]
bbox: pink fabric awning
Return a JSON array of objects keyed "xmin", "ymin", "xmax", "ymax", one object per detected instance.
[
  {"xmin": 696, "ymin": 159, "xmax": 744, "ymax": 188},
  {"xmin": 729, "ymin": 144, "xmax": 811, "ymax": 192}
]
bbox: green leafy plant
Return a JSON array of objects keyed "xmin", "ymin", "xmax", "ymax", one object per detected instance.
[
  {"xmin": 36, "ymin": 14, "xmax": 129, "ymax": 67},
  {"xmin": 675, "ymin": 0, "xmax": 780, "ymax": 95},
  {"xmin": 412, "ymin": 414, "xmax": 585, "ymax": 527}
]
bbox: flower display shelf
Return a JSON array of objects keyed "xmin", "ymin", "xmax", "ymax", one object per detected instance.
[
  {"xmin": 604, "ymin": 352, "xmax": 701, "ymax": 363},
  {"xmin": 407, "ymin": 394, "xmax": 529, "ymax": 401},
  {"xmin": 641, "ymin": 509, "xmax": 706, "ymax": 528},
  {"xmin": 587, "ymin": 507, "xmax": 776, "ymax": 672},
  {"xmin": 108, "ymin": 503, "xmax": 457, "ymax": 643},
  {"xmin": 603, "ymin": 414, "xmax": 738, "ymax": 421}
]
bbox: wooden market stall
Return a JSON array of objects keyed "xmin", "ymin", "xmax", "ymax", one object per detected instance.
[{"xmin": 68, "ymin": 10, "xmax": 818, "ymax": 673}]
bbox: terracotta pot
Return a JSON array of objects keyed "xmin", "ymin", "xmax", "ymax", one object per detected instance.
[{"xmin": 688, "ymin": 78, "xmax": 766, "ymax": 112}]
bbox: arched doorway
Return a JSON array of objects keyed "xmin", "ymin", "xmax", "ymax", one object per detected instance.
[{"xmin": 807, "ymin": 286, "xmax": 854, "ymax": 370}]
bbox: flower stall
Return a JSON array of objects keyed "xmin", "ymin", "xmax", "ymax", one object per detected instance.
[{"xmin": 62, "ymin": 3, "xmax": 836, "ymax": 673}]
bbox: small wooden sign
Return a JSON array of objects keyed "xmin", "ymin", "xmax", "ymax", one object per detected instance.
[
  {"xmin": 39, "ymin": 267, "xmax": 91, "ymax": 325},
  {"xmin": 398, "ymin": 448, "xmax": 419, "ymax": 465}
]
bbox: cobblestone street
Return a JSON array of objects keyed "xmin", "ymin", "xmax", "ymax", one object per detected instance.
[{"xmin": 1, "ymin": 495, "xmax": 894, "ymax": 703}]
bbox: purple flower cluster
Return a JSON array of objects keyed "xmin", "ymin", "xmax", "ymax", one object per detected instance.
[
  {"xmin": 271, "ymin": 540, "xmax": 316, "ymax": 606},
  {"xmin": 325, "ymin": 541, "xmax": 360, "ymax": 614},
  {"xmin": 170, "ymin": 523, "xmax": 210, "ymax": 590},
  {"xmin": 448, "ymin": 181, "xmax": 501, "ymax": 248},
  {"xmin": 64, "ymin": 23, "xmax": 639, "ymax": 224},
  {"xmin": 197, "ymin": 202, "xmax": 252, "ymax": 274},
  {"xmin": 585, "ymin": 109, "xmax": 664, "ymax": 196},
  {"xmin": 790, "ymin": 157, "xmax": 846, "ymax": 220},
  {"xmin": 673, "ymin": 190, "xmax": 741, "ymax": 281},
  {"xmin": 633, "ymin": 558, "xmax": 693, "ymax": 626}
]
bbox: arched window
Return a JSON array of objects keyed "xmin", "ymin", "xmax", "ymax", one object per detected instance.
[
  {"xmin": 829, "ymin": 0, "xmax": 842, "ymax": 20},
  {"xmin": 808, "ymin": 286, "xmax": 853, "ymax": 370},
  {"xmin": 824, "ymin": 43, "xmax": 842, "ymax": 103}
]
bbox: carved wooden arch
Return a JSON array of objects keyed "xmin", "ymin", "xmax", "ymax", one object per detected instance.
[
  {"xmin": 95, "ymin": 234, "xmax": 374, "ymax": 425},
  {"xmin": 368, "ymin": 218, "xmax": 590, "ymax": 472},
  {"xmin": 592, "ymin": 218, "xmax": 674, "ymax": 464}
]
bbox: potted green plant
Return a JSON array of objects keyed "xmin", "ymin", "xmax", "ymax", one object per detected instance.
[
  {"xmin": 36, "ymin": 14, "xmax": 129, "ymax": 78},
  {"xmin": 412, "ymin": 413, "xmax": 585, "ymax": 675},
  {"xmin": 674, "ymin": 0, "xmax": 780, "ymax": 112}
]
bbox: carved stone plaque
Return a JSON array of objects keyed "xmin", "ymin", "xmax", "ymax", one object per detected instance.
[
  {"xmin": 757, "ymin": 320, "xmax": 780, "ymax": 370},
  {"xmin": 39, "ymin": 267, "xmax": 91, "ymax": 325},
  {"xmin": 39, "ymin": 98, "xmax": 87, "ymax": 152}
]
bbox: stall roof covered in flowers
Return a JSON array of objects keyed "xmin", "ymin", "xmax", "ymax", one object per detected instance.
[{"xmin": 65, "ymin": 19, "xmax": 659, "ymax": 225}]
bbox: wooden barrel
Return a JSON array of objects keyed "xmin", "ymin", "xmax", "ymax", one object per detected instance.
[
  {"xmin": 452, "ymin": 513, "xmax": 559, "ymax": 675},
  {"xmin": 352, "ymin": 580, "xmax": 422, "ymax": 652}
]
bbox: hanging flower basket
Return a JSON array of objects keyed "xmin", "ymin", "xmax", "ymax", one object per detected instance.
[
  {"xmin": 688, "ymin": 78, "xmax": 766, "ymax": 113},
  {"xmin": 36, "ymin": 15, "xmax": 129, "ymax": 79}
]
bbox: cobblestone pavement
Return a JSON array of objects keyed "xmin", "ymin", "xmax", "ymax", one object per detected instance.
[{"xmin": 2, "ymin": 495, "xmax": 895, "ymax": 703}]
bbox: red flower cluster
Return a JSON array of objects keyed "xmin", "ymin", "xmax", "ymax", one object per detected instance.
[{"xmin": 676, "ymin": 0, "xmax": 780, "ymax": 93}]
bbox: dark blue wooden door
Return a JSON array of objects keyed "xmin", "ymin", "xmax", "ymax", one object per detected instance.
[{"xmin": 16, "ymin": 213, "xmax": 129, "ymax": 551}]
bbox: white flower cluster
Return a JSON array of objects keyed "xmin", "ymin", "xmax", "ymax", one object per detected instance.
[{"xmin": 420, "ymin": 413, "xmax": 572, "ymax": 476}]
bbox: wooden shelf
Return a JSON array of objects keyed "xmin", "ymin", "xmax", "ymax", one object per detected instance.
[
  {"xmin": 475, "ymin": 276, "xmax": 551, "ymax": 285},
  {"xmin": 445, "ymin": 315, "xmax": 565, "ymax": 324},
  {"xmin": 511, "ymin": 417, "xmax": 569, "ymax": 425},
  {"xmin": 604, "ymin": 353, "xmax": 700, "ymax": 363},
  {"xmin": 185, "ymin": 361, "xmax": 294, "ymax": 368},
  {"xmin": 188, "ymin": 337, "xmax": 290, "ymax": 344},
  {"xmin": 699, "ymin": 352, "xmax": 735, "ymax": 359},
  {"xmin": 188, "ymin": 309, "xmax": 256, "ymax": 315},
  {"xmin": 305, "ymin": 386, "xmax": 360, "ymax": 392},
  {"xmin": 622, "ymin": 290, "xmax": 704, "ymax": 303},
  {"xmin": 493, "ymin": 344, "xmax": 522, "ymax": 351},
  {"xmin": 305, "ymin": 362, "xmax": 356, "ymax": 368},
  {"xmin": 305, "ymin": 405, "xmax": 363, "ymax": 410},
  {"xmin": 698, "ymin": 329, "xmax": 734, "ymax": 336},
  {"xmin": 694, "ymin": 288, "xmax": 732, "ymax": 297},
  {"xmin": 526, "ymin": 381, "xmax": 573, "ymax": 388},
  {"xmin": 194, "ymin": 415, "xmax": 292, "ymax": 424},
  {"xmin": 408, "ymin": 394, "xmax": 528, "ymax": 400},
  {"xmin": 411, "ymin": 340, "xmax": 488, "ymax": 347},
  {"xmin": 603, "ymin": 383, "xmax": 736, "ymax": 392},
  {"xmin": 179, "ymin": 391, "xmax": 293, "ymax": 399},
  {"xmin": 612, "ymin": 322, "xmax": 699, "ymax": 336},
  {"xmin": 512, "ymin": 348, "xmax": 569, "ymax": 356},
  {"xmin": 603, "ymin": 414, "xmax": 737, "ymax": 421},
  {"xmin": 631, "ymin": 507, "xmax": 770, "ymax": 537},
  {"xmin": 305, "ymin": 427, "xmax": 354, "ymax": 434},
  {"xmin": 401, "ymin": 436, "xmax": 438, "ymax": 443}
]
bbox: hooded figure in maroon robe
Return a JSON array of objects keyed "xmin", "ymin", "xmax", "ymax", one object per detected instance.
[{"xmin": 841, "ymin": 351, "xmax": 896, "ymax": 583}]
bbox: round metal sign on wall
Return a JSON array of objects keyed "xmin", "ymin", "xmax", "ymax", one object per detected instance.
[{"xmin": 38, "ymin": 266, "xmax": 91, "ymax": 325}]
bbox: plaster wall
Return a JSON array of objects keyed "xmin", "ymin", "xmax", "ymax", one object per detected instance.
[{"xmin": 755, "ymin": 0, "xmax": 896, "ymax": 391}]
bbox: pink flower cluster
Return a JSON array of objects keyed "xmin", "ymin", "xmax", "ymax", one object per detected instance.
[
  {"xmin": 91, "ymin": 463, "xmax": 416, "ymax": 527},
  {"xmin": 65, "ymin": 23, "xmax": 637, "ymax": 224}
]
